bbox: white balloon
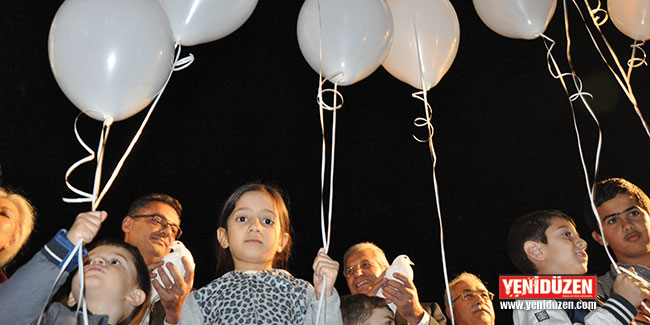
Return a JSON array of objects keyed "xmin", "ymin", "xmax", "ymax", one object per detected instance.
[
  {"xmin": 157, "ymin": 0, "xmax": 258, "ymax": 46},
  {"xmin": 608, "ymin": 0, "xmax": 650, "ymax": 41},
  {"xmin": 472, "ymin": 0, "xmax": 557, "ymax": 40},
  {"xmin": 382, "ymin": 0, "xmax": 460, "ymax": 90},
  {"xmin": 49, "ymin": 0, "xmax": 174, "ymax": 122},
  {"xmin": 297, "ymin": 0, "xmax": 393, "ymax": 86}
]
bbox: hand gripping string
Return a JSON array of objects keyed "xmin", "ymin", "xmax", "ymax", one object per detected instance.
[
  {"xmin": 541, "ymin": 29, "xmax": 616, "ymax": 270},
  {"xmin": 408, "ymin": 1, "xmax": 454, "ymax": 323},
  {"xmin": 579, "ymin": 0, "xmax": 650, "ymax": 139},
  {"xmin": 62, "ymin": 44, "xmax": 194, "ymax": 211}
]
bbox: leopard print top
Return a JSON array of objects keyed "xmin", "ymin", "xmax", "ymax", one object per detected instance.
[{"xmin": 193, "ymin": 269, "xmax": 311, "ymax": 324}]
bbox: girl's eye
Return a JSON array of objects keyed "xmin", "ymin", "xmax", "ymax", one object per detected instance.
[
  {"xmin": 263, "ymin": 218, "xmax": 274, "ymax": 225},
  {"xmin": 110, "ymin": 259, "xmax": 121, "ymax": 265},
  {"xmin": 564, "ymin": 232, "xmax": 572, "ymax": 237},
  {"xmin": 236, "ymin": 216, "xmax": 247, "ymax": 222}
]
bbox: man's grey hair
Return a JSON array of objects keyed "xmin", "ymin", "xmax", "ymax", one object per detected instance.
[
  {"xmin": 342, "ymin": 242, "xmax": 390, "ymax": 272},
  {"xmin": 444, "ymin": 272, "xmax": 485, "ymax": 307}
]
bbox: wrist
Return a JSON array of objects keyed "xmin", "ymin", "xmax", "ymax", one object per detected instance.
[
  {"xmin": 406, "ymin": 307, "xmax": 425, "ymax": 324},
  {"xmin": 164, "ymin": 315, "xmax": 179, "ymax": 325}
]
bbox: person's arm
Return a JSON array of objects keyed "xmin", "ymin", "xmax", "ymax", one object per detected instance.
[
  {"xmin": 427, "ymin": 302, "xmax": 447, "ymax": 325},
  {"xmin": 175, "ymin": 292, "xmax": 204, "ymax": 325},
  {"xmin": 0, "ymin": 211, "xmax": 106, "ymax": 323},
  {"xmin": 585, "ymin": 294, "xmax": 637, "ymax": 324},
  {"xmin": 305, "ymin": 284, "xmax": 342, "ymax": 325}
]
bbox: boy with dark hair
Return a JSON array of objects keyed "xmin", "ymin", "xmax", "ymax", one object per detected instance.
[
  {"xmin": 508, "ymin": 210, "xmax": 648, "ymax": 324},
  {"xmin": 0, "ymin": 211, "xmax": 151, "ymax": 324},
  {"xmin": 341, "ymin": 294, "xmax": 395, "ymax": 325},
  {"xmin": 584, "ymin": 179, "xmax": 650, "ymax": 291}
]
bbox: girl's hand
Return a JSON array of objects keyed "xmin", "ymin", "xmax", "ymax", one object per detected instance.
[{"xmin": 312, "ymin": 248, "xmax": 339, "ymax": 299}]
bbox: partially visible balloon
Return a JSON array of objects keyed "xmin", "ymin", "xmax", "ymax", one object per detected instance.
[
  {"xmin": 472, "ymin": 0, "xmax": 557, "ymax": 40},
  {"xmin": 382, "ymin": 0, "xmax": 460, "ymax": 90},
  {"xmin": 157, "ymin": 0, "xmax": 258, "ymax": 46},
  {"xmin": 297, "ymin": 0, "xmax": 393, "ymax": 86},
  {"xmin": 608, "ymin": 0, "xmax": 650, "ymax": 41},
  {"xmin": 49, "ymin": 0, "xmax": 174, "ymax": 122}
]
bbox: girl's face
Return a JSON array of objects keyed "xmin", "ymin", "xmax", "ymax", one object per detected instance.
[{"xmin": 218, "ymin": 190, "xmax": 289, "ymax": 271}]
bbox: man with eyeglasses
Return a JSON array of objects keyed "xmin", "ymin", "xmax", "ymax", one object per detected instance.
[
  {"xmin": 444, "ymin": 272, "xmax": 495, "ymax": 325},
  {"xmin": 122, "ymin": 193, "xmax": 194, "ymax": 325},
  {"xmin": 342, "ymin": 242, "xmax": 446, "ymax": 325}
]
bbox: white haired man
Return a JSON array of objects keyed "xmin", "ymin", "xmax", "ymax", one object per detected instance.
[{"xmin": 343, "ymin": 242, "xmax": 446, "ymax": 325}]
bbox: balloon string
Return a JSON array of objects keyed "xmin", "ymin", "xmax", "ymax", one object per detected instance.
[
  {"xmin": 541, "ymin": 28, "xmax": 615, "ymax": 269},
  {"xmin": 37, "ymin": 239, "xmax": 86, "ymax": 325},
  {"xmin": 578, "ymin": 0, "xmax": 650, "ymax": 139},
  {"xmin": 314, "ymin": 1, "xmax": 341, "ymax": 322},
  {"xmin": 627, "ymin": 40, "xmax": 647, "ymax": 78},
  {"xmin": 408, "ymin": 1, "xmax": 454, "ymax": 323},
  {"xmin": 62, "ymin": 43, "xmax": 194, "ymax": 210}
]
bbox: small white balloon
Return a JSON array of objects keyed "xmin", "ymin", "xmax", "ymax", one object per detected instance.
[
  {"xmin": 608, "ymin": 0, "xmax": 650, "ymax": 41},
  {"xmin": 383, "ymin": 0, "xmax": 460, "ymax": 90},
  {"xmin": 297, "ymin": 0, "xmax": 393, "ymax": 86},
  {"xmin": 157, "ymin": 0, "xmax": 258, "ymax": 46},
  {"xmin": 48, "ymin": 0, "xmax": 175, "ymax": 121},
  {"xmin": 472, "ymin": 0, "xmax": 557, "ymax": 40}
]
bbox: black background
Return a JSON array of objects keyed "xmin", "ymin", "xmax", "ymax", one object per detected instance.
[{"xmin": 2, "ymin": 1, "xmax": 650, "ymax": 323}]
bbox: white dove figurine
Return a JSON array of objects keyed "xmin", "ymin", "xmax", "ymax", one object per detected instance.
[{"xmin": 377, "ymin": 254, "xmax": 414, "ymax": 313}]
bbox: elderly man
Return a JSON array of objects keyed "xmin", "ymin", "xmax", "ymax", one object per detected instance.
[
  {"xmin": 445, "ymin": 272, "xmax": 495, "ymax": 325},
  {"xmin": 122, "ymin": 193, "xmax": 194, "ymax": 325},
  {"xmin": 343, "ymin": 242, "xmax": 446, "ymax": 325}
]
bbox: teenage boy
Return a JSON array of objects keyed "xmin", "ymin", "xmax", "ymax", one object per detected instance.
[
  {"xmin": 508, "ymin": 210, "xmax": 649, "ymax": 324},
  {"xmin": 0, "ymin": 211, "xmax": 151, "ymax": 324},
  {"xmin": 585, "ymin": 179, "xmax": 650, "ymax": 291},
  {"xmin": 341, "ymin": 294, "xmax": 395, "ymax": 325}
]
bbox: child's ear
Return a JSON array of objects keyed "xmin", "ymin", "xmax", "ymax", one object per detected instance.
[
  {"xmin": 524, "ymin": 240, "xmax": 545, "ymax": 263},
  {"xmin": 127, "ymin": 288, "xmax": 146, "ymax": 307},
  {"xmin": 217, "ymin": 227, "xmax": 229, "ymax": 249},
  {"xmin": 121, "ymin": 216, "xmax": 133, "ymax": 234},
  {"xmin": 277, "ymin": 233, "xmax": 290, "ymax": 253},
  {"xmin": 67, "ymin": 292, "xmax": 77, "ymax": 307},
  {"xmin": 592, "ymin": 231, "xmax": 605, "ymax": 246}
]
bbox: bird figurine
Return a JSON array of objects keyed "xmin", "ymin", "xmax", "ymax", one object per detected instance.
[{"xmin": 377, "ymin": 254, "xmax": 415, "ymax": 313}]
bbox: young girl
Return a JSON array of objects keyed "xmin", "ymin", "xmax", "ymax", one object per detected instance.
[{"xmin": 178, "ymin": 183, "xmax": 342, "ymax": 324}]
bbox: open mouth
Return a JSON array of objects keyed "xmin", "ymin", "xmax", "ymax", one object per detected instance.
[
  {"xmin": 576, "ymin": 251, "xmax": 587, "ymax": 260},
  {"xmin": 625, "ymin": 232, "xmax": 641, "ymax": 241},
  {"xmin": 355, "ymin": 279, "xmax": 371, "ymax": 288}
]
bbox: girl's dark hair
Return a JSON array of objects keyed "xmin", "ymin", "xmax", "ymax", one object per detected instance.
[
  {"xmin": 216, "ymin": 182, "xmax": 293, "ymax": 276},
  {"xmin": 87, "ymin": 239, "xmax": 151, "ymax": 325}
]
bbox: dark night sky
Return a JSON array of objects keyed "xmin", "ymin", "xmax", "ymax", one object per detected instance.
[{"xmin": 2, "ymin": 1, "xmax": 650, "ymax": 323}]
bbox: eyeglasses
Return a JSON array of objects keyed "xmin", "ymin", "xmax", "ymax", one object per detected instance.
[
  {"xmin": 452, "ymin": 290, "xmax": 494, "ymax": 305},
  {"xmin": 344, "ymin": 260, "xmax": 375, "ymax": 278},
  {"xmin": 131, "ymin": 214, "xmax": 182, "ymax": 239}
]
